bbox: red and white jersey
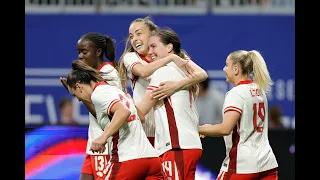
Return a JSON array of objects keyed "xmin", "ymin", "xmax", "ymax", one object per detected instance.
[
  {"xmin": 147, "ymin": 62, "xmax": 202, "ymax": 156},
  {"xmin": 220, "ymin": 80, "xmax": 278, "ymax": 174},
  {"xmin": 86, "ymin": 62, "xmax": 122, "ymax": 155},
  {"xmin": 123, "ymin": 52, "xmax": 155, "ymax": 137},
  {"xmin": 91, "ymin": 82, "xmax": 159, "ymax": 162}
]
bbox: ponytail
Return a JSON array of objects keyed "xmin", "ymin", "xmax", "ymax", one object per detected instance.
[
  {"xmin": 67, "ymin": 60, "xmax": 111, "ymax": 88},
  {"xmin": 104, "ymin": 35, "xmax": 119, "ymax": 71},
  {"xmin": 248, "ymin": 50, "xmax": 273, "ymax": 94}
]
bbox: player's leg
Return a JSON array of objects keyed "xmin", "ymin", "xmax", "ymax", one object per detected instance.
[
  {"xmin": 260, "ymin": 168, "xmax": 278, "ymax": 180},
  {"xmin": 145, "ymin": 157, "xmax": 165, "ymax": 180},
  {"xmin": 106, "ymin": 159, "xmax": 148, "ymax": 180},
  {"xmin": 80, "ymin": 154, "xmax": 95, "ymax": 180},
  {"xmin": 90, "ymin": 155, "xmax": 110, "ymax": 180},
  {"xmin": 160, "ymin": 149, "xmax": 184, "ymax": 180},
  {"xmin": 182, "ymin": 149, "xmax": 202, "ymax": 180}
]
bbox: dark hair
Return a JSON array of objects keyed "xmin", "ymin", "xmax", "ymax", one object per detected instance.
[
  {"xmin": 80, "ymin": 32, "xmax": 119, "ymax": 71},
  {"xmin": 118, "ymin": 16, "xmax": 159, "ymax": 92},
  {"xmin": 151, "ymin": 27, "xmax": 190, "ymax": 59},
  {"xmin": 66, "ymin": 60, "xmax": 110, "ymax": 89},
  {"xmin": 152, "ymin": 28, "xmax": 199, "ymax": 97}
]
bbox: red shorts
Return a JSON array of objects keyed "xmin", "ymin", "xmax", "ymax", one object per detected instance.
[
  {"xmin": 148, "ymin": 137, "xmax": 155, "ymax": 147},
  {"xmin": 104, "ymin": 157, "xmax": 164, "ymax": 180},
  {"xmin": 217, "ymin": 168, "xmax": 278, "ymax": 180},
  {"xmin": 81, "ymin": 154, "xmax": 110, "ymax": 180},
  {"xmin": 160, "ymin": 149, "xmax": 202, "ymax": 180}
]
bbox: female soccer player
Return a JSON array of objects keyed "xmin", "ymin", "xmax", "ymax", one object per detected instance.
[
  {"xmin": 135, "ymin": 28, "xmax": 204, "ymax": 180},
  {"xmin": 66, "ymin": 60, "xmax": 164, "ymax": 180},
  {"xmin": 60, "ymin": 32, "xmax": 121, "ymax": 180},
  {"xmin": 199, "ymin": 50, "xmax": 279, "ymax": 180},
  {"xmin": 118, "ymin": 16, "xmax": 207, "ymax": 146}
]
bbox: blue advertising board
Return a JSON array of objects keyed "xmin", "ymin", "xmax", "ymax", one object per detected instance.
[{"xmin": 25, "ymin": 14, "xmax": 294, "ymax": 128}]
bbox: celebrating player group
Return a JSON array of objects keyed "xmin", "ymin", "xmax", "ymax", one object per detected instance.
[{"xmin": 60, "ymin": 16, "xmax": 279, "ymax": 180}]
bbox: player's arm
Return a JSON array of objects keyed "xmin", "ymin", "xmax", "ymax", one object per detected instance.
[
  {"xmin": 135, "ymin": 90, "xmax": 157, "ymax": 123},
  {"xmin": 151, "ymin": 59, "xmax": 208, "ymax": 100},
  {"xmin": 131, "ymin": 54, "xmax": 178, "ymax": 78},
  {"xmin": 101, "ymin": 102, "xmax": 131, "ymax": 139},
  {"xmin": 135, "ymin": 68, "xmax": 170, "ymax": 122},
  {"xmin": 199, "ymin": 91, "xmax": 243, "ymax": 137},
  {"xmin": 176, "ymin": 60, "xmax": 208, "ymax": 89},
  {"xmin": 136, "ymin": 106, "xmax": 146, "ymax": 122},
  {"xmin": 198, "ymin": 111, "xmax": 240, "ymax": 137}
]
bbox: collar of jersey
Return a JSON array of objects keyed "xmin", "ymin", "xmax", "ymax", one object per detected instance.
[
  {"xmin": 98, "ymin": 62, "xmax": 114, "ymax": 70},
  {"xmin": 139, "ymin": 54, "xmax": 151, "ymax": 63},
  {"xmin": 236, "ymin": 79, "xmax": 252, "ymax": 86},
  {"xmin": 93, "ymin": 81, "xmax": 107, "ymax": 91}
]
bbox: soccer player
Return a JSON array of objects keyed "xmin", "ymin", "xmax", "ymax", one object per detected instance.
[
  {"xmin": 60, "ymin": 32, "xmax": 121, "ymax": 180},
  {"xmin": 66, "ymin": 60, "xmax": 164, "ymax": 180},
  {"xmin": 199, "ymin": 50, "xmax": 279, "ymax": 180},
  {"xmin": 135, "ymin": 28, "xmax": 204, "ymax": 180},
  {"xmin": 118, "ymin": 16, "xmax": 207, "ymax": 147}
]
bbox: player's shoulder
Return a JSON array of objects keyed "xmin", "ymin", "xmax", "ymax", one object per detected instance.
[
  {"xmin": 153, "ymin": 65, "xmax": 171, "ymax": 76},
  {"xmin": 100, "ymin": 63, "xmax": 115, "ymax": 72},
  {"xmin": 156, "ymin": 62, "xmax": 176, "ymax": 73},
  {"xmin": 226, "ymin": 86, "xmax": 243, "ymax": 98},
  {"xmin": 124, "ymin": 52, "xmax": 140, "ymax": 60},
  {"xmin": 92, "ymin": 84, "xmax": 113, "ymax": 97}
]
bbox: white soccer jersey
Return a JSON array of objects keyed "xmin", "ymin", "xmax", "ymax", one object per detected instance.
[
  {"xmin": 91, "ymin": 82, "xmax": 159, "ymax": 162},
  {"xmin": 220, "ymin": 80, "xmax": 278, "ymax": 174},
  {"xmin": 123, "ymin": 52, "xmax": 155, "ymax": 137},
  {"xmin": 85, "ymin": 62, "xmax": 122, "ymax": 155},
  {"xmin": 146, "ymin": 62, "xmax": 202, "ymax": 156}
]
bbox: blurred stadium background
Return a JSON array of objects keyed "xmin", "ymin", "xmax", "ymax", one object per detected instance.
[{"xmin": 25, "ymin": 0, "xmax": 295, "ymax": 179}]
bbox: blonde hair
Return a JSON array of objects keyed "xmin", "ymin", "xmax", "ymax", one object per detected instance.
[
  {"xmin": 118, "ymin": 16, "xmax": 159, "ymax": 93},
  {"xmin": 228, "ymin": 50, "xmax": 273, "ymax": 94}
]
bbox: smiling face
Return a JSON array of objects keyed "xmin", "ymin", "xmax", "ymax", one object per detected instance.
[
  {"xmin": 148, "ymin": 35, "xmax": 172, "ymax": 61},
  {"xmin": 128, "ymin": 21, "xmax": 152, "ymax": 56}
]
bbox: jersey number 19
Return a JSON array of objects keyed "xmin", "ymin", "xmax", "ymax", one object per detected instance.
[{"xmin": 252, "ymin": 102, "xmax": 265, "ymax": 132}]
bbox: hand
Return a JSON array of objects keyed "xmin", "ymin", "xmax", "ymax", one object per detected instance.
[
  {"xmin": 199, "ymin": 124, "xmax": 211, "ymax": 138},
  {"xmin": 90, "ymin": 135, "xmax": 108, "ymax": 153},
  {"xmin": 171, "ymin": 54, "xmax": 195, "ymax": 78},
  {"xmin": 199, "ymin": 134, "xmax": 205, "ymax": 138},
  {"xmin": 60, "ymin": 77, "xmax": 69, "ymax": 92},
  {"xmin": 151, "ymin": 81, "xmax": 180, "ymax": 100},
  {"xmin": 181, "ymin": 61, "xmax": 196, "ymax": 78}
]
